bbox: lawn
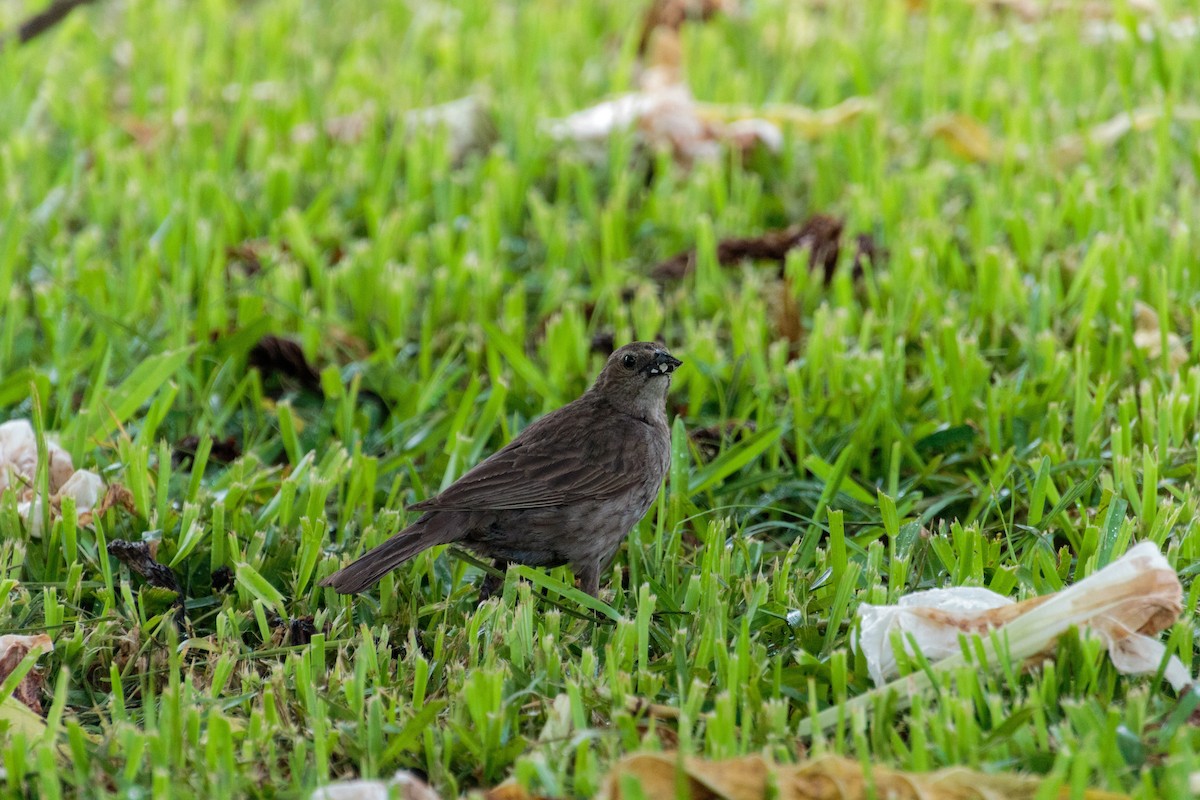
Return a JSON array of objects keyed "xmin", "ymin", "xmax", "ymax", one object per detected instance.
[{"xmin": 2, "ymin": 0, "xmax": 1200, "ymax": 797}]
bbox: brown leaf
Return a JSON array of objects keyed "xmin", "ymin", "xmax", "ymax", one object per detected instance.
[
  {"xmin": 107, "ymin": 539, "xmax": 182, "ymax": 597},
  {"xmin": 288, "ymin": 616, "xmax": 320, "ymax": 646},
  {"xmin": 0, "ymin": 634, "xmax": 53, "ymax": 714},
  {"xmin": 600, "ymin": 753, "xmax": 1131, "ymax": 800},
  {"xmin": 1132, "ymin": 301, "xmax": 1189, "ymax": 371},
  {"xmin": 638, "ymin": 0, "xmax": 732, "ymax": 54},
  {"xmin": 591, "ymin": 331, "xmax": 617, "ymax": 356},
  {"xmin": 211, "ymin": 565, "xmax": 234, "ymax": 593},
  {"xmin": 225, "ymin": 239, "xmax": 271, "ymax": 278},
  {"xmin": 77, "ymin": 482, "xmax": 137, "ymax": 527},
  {"xmin": 690, "ymin": 420, "xmax": 756, "ymax": 459},
  {"xmin": 173, "ymin": 435, "xmax": 242, "ymax": 468},
  {"xmin": 248, "ymin": 335, "xmax": 323, "ymax": 394},
  {"xmin": 1052, "ymin": 106, "xmax": 1200, "ymax": 168},
  {"xmin": 924, "ymin": 113, "xmax": 995, "ymax": 162},
  {"xmin": 311, "ymin": 770, "xmax": 442, "ymax": 800},
  {"xmin": 544, "ymin": 27, "xmax": 783, "ymax": 167},
  {"xmin": 652, "ymin": 214, "xmax": 877, "ymax": 283}
]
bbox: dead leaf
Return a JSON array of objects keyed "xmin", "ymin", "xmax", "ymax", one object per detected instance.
[
  {"xmin": 591, "ymin": 331, "xmax": 617, "ymax": 356},
  {"xmin": 248, "ymin": 335, "xmax": 323, "ymax": 395},
  {"xmin": 600, "ymin": 753, "xmax": 1129, "ymax": 800},
  {"xmin": 652, "ymin": 214, "xmax": 878, "ymax": 282},
  {"xmin": 287, "ymin": 616, "xmax": 321, "ymax": 646},
  {"xmin": 483, "ymin": 786, "xmax": 538, "ymax": 800},
  {"xmin": 1, "ymin": 419, "xmax": 105, "ymax": 534},
  {"xmin": 311, "ymin": 770, "xmax": 441, "ymax": 800},
  {"xmin": 325, "ymin": 103, "xmax": 378, "ymax": 144},
  {"xmin": 0, "ymin": 633, "xmax": 53, "ymax": 714},
  {"xmin": 690, "ymin": 421, "xmax": 757, "ymax": 459},
  {"xmin": 173, "ymin": 435, "xmax": 242, "ymax": 468},
  {"xmin": 1132, "ymin": 301, "xmax": 1189, "ymax": 370},
  {"xmin": 639, "ymin": 0, "xmax": 732, "ymax": 54},
  {"xmin": 83, "ymin": 483, "xmax": 137, "ymax": 525},
  {"xmin": 696, "ymin": 96, "xmax": 874, "ymax": 139},
  {"xmin": 852, "ymin": 542, "xmax": 1187, "ymax": 710},
  {"xmin": 1052, "ymin": 105, "xmax": 1200, "ymax": 167},
  {"xmin": 401, "ymin": 94, "xmax": 496, "ymax": 164},
  {"xmin": 925, "ymin": 113, "xmax": 996, "ymax": 162},
  {"xmin": 107, "ymin": 539, "xmax": 183, "ymax": 598},
  {"xmin": 225, "ymin": 239, "xmax": 272, "ymax": 278},
  {"xmin": 908, "ymin": 0, "xmax": 1160, "ymax": 21},
  {"xmin": 210, "ymin": 565, "xmax": 234, "ymax": 593}
]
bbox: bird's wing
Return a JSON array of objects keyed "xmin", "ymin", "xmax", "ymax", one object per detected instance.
[{"xmin": 410, "ymin": 401, "xmax": 657, "ymax": 512}]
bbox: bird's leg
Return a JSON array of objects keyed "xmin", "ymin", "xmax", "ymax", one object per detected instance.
[
  {"xmin": 478, "ymin": 559, "xmax": 510, "ymax": 602},
  {"xmin": 575, "ymin": 561, "xmax": 601, "ymax": 598}
]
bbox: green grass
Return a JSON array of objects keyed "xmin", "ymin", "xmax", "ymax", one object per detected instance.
[{"xmin": 2, "ymin": 0, "xmax": 1200, "ymax": 796}]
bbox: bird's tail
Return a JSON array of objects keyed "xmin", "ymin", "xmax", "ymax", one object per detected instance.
[{"xmin": 319, "ymin": 512, "xmax": 462, "ymax": 594}]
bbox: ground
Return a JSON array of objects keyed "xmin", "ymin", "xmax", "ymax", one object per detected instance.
[{"xmin": 1, "ymin": 0, "xmax": 1199, "ymax": 797}]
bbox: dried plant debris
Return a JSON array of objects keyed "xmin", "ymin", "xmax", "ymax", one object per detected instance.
[
  {"xmin": 0, "ymin": 418, "xmax": 105, "ymax": 535},
  {"xmin": 78, "ymin": 483, "xmax": 137, "ymax": 527},
  {"xmin": 652, "ymin": 214, "xmax": 880, "ymax": 282},
  {"xmin": 638, "ymin": 0, "xmax": 733, "ymax": 53},
  {"xmin": 248, "ymin": 335, "xmax": 323, "ymax": 394},
  {"xmin": 288, "ymin": 616, "xmax": 320, "ymax": 647},
  {"xmin": 690, "ymin": 420, "xmax": 756, "ymax": 459},
  {"xmin": 545, "ymin": 28, "xmax": 870, "ymax": 167},
  {"xmin": 210, "ymin": 565, "xmax": 235, "ymax": 593},
  {"xmin": 926, "ymin": 105, "xmax": 1200, "ymax": 167},
  {"xmin": 976, "ymin": 0, "xmax": 1159, "ymax": 22},
  {"xmin": 107, "ymin": 540, "xmax": 183, "ymax": 599},
  {"xmin": 856, "ymin": 542, "xmax": 1188, "ymax": 690},
  {"xmin": 173, "ymin": 434, "xmax": 242, "ymax": 468},
  {"xmin": 599, "ymin": 753, "xmax": 1129, "ymax": 800},
  {"xmin": 590, "ymin": 330, "xmax": 618, "ymax": 356},
  {"xmin": 225, "ymin": 239, "xmax": 271, "ymax": 278},
  {"xmin": 0, "ymin": 634, "xmax": 54, "ymax": 714},
  {"xmin": 401, "ymin": 95, "xmax": 496, "ymax": 162},
  {"xmin": 293, "ymin": 95, "xmax": 497, "ymax": 163},
  {"xmin": 1132, "ymin": 301, "xmax": 1189, "ymax": 370},
  {"xmin": 311, "ymin": 770, "xmax": 441, "ymax": 800}
]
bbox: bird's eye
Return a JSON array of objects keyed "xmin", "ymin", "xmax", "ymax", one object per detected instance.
[{"xmin": 621, "ymin": 354, "xmax": 637, "ymax": 370}]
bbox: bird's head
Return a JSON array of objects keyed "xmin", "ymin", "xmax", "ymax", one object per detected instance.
[{"xmin": 591, "ymin": 341, "xmax": 681, "ymax": 419}]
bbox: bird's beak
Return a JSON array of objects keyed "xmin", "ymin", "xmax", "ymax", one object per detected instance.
[{"xmin": 644, "ymin": 352, "xmax": 682, "ymax": 376}]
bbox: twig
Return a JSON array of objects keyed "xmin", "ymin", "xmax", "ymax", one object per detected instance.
[{"xmin": 1, "ymin": 0, "xmax": 99, "ymax": 49}]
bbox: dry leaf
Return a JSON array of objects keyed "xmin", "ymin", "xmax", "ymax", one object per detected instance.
[
  {"xmin": 1084, "ymin": 17, "xmax": 1199, "ymax": 44},
  {"xmin": 690, "ymin": 421, "xmax": 757, "ymax": 459},
  {"xmin": 1131, "ymin": 301, "xmax": 1189, "ymax": 370},
  {"xmin": 1051, "ymin": 105, "xmax": 1200, "ymax": 166},
  {"xmin": 909, "ymin": 0, "xmax": 1160, "ymax": 21},
  {"xmin": 599, "ymin": 753, "xmax": 1129, "ymax": 800},
  {"xmin": 696, "ymin": 96, "xmax": 874, "ymax": 139},
  {"xmin": 173, "ymin": 435, "xmax": 242, "ymax": 468},
  {"xmin": 311, "ymin": 771, "xmax": 441, "ymax": 800},
  {"xmin": 1, "ymin": 419, "xmax": 105, "ymax": 534},
  {"xmin": 651, "ymin": 214, "xmax": 879, "ymax": 282},
  {"xmin": 248, "ymin": 335, "xmax": 323, "ymax": 394},
  {"xmin": 855, "ymin": 542, "xmax": 1187, "ymax": 693},
  {"xmin": 639, "ymin": 0, "xmax": 733, "ymax": 53},
  {"xmin": 544, "ymin": 26, "xmax": 864, "ymax": 167},
  {"xmin": 402, "ymin": 95, "xmax": 496, "ymax": 163},
  {"xmin": 0, "ymin": 633, "xmax": 53, "ymax": 714},
  {"xmin": 107, "ymin": 540, "xmax": 183, "ymax": 599},
  {"xmin": 924, "ymin": 113, "xmax": 996, "ymax": 162}
]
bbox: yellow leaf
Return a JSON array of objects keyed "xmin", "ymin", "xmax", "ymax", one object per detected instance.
[
  {"xmin": 925, "ymin": 113, "xmax": 995, "ymax": 162},
  {"xmin": 600, "ymin": 753, "xmax": 1131, "ymax": 800}
]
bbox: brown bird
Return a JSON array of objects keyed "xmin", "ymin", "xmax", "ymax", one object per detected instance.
[{"xmin": 320, "ymin": 342, "xmax": 681, "ymax": 598}]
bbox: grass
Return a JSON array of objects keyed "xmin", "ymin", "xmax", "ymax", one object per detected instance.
[{"xmin": 2, "ymin": 0, "xmax": 1200, "ymax": 796}]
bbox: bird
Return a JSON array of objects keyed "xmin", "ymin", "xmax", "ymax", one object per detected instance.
[{"xmin": 320, "ymin": 341, "xmax": 682, "ymax": 599}]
